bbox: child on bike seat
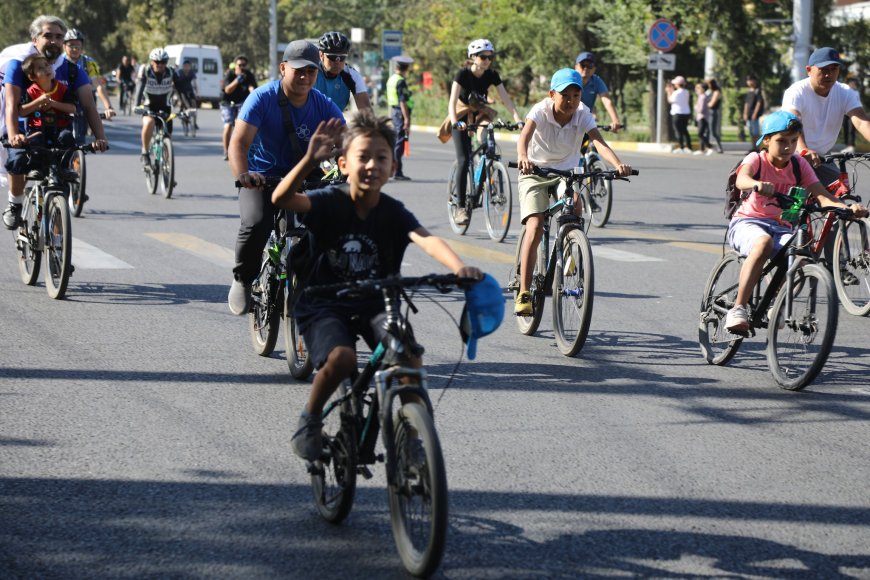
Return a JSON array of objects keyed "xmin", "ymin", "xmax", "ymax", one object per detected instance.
[
  {"xmin": 271, "ymin": 109, "xmax": 484, "ymax": 461},
  {"xmin": 725, "ymin": 110, "xmax": 868, "ymax": 333},
  {"xmin": 514, "ymin": 68, "xmax": 631, "ymax": 316},
  {"xmin": 4, "ymin": 54, "xmax": 76, "ymax": 174}
]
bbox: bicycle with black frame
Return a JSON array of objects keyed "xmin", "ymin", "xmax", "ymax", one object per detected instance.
[
  {"xmin": 699, "ymin": 187, "xmax": 858, "ymax": 390},
  {"xmin": 135, "ymin": 106, "xmax": 184, "ymax": 198},
  {"xmin": 118, "ymin": 79, "xmax": 135, "ymax": 115},
  {"xmin": 580, "ymin": 125, "xmax": 617, "ymax": 228},
  {"xmin": 506, "ymin": 162, "xmax": 638, "ymax": 356},
  {"xmin": 447, "ymin": 120, "xmax": 520, "ymax": 242}
]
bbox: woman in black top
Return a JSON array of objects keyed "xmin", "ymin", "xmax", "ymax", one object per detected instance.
[
  {"xmin": 447, "ymin": 38, "xmax": 522, "ymax": 225},
  {"xmin": 706, "ymin": 78, "xmax": 724, "ymax": 153}
]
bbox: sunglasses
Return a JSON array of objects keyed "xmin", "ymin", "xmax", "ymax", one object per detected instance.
[
  {"xmin": 236, "ymin": 62, "xmax": 247, "ymax": 67},
  {"xmin": 154, "ymin": 60, "xmax": 168, "ymax": 65},
  {"xmin": 325, "ymin": 54, "xmax": 347, "ymax": 62},
  {"xmin": 579, "ymin": 61, "xmax": 595, "ymax": 68},
  {"xmin": 477, "ymin": 54, "xmax": 494, "ymax": 61},
  {"xmin": 294, "ymin": 66, "xmax": 319, "ymax": 73}
]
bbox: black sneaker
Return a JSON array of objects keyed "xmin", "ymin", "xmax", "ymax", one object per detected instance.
[{"xmin": 3, "ymin": 202, "xmax": 22, "ymax": 230}]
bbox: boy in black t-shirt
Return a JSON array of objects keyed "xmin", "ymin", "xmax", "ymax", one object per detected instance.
[{"xmin": 271, "ymin": 110, "xmax": 483, "ymax": 461}]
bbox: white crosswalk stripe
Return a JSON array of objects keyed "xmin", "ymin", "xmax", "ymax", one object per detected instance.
[{"xmin": 73, "ymin": 238, "xmax": 134, "ymax": 269}]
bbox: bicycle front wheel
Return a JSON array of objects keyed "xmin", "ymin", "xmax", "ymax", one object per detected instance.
[
  {"xmin": 483, "ymin": 160, "xmax": 512, "ymax": 242},
  {"xmin": 698, "ymin": 252, "xmax": 744, "ymax": 365},
  {"xmin": 69, "ymin": 150, "xmax": 86, "ymax": 217},
  {"xmin": 389, "ymin": 402, "xmax": 448, "ymax": 578},
  {"xmin": 248, "ymin": 260, "xmax": 281, "ymax": 356},
  {"xmin": 511, "ymin": 225, "xmax": 546, "ymax": 335},
  {"xmin": 833, "ymin": 219, "xmax": 870, "ymax": 316},
  {"xmin": 312, "ymin": 381, "xmax": 357, "ymax": 523},
  {"xmin": 587, "ymin": 158, "xmax": 613, "ymax": 227},
  {"xmin": 767, "ymin": 263, "xmax": 838, "ymax": 390},
  {"xmin": 284, "ymin": 276, "xmax": 313, "ymax": 380},
  {"xmin": 16, "ymin": 192, "xmax": 41, "ymax": 285},
  {"xmin": 145, "ymin": 148, "xmax": 159, "ymax": 195},
  {"xmin": 552, "ymin": 228, "xmax": 594, "ymax": 356},
  {"xmin": 160, "ymin": 137, "xmax": 175, "ymax": 199},
  {"xmin": 43, "ymin": 194, "xmax": 72, "ymax": 299},
  {"xmin": 446, "ymin": 161, "xmax": 471, "ymax": 235}
]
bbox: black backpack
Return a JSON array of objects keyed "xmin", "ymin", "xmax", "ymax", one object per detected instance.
[{"xmin": 725, "ymin": 153, "xmax": 801, "ymax": 220}]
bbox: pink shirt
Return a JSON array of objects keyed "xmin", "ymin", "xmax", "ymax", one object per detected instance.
[{"xmin": 733, "ymin": 151, "xmax": 819, "ymax": 223}]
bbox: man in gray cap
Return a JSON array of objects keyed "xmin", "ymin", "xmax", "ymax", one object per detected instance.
[
  {"xmin": 227, "ymin": 39, "xmax": 344, "ymax": 315},
  {"xmin": 783, "ymin": 46, "xmax": 870, "ymax": 187}
]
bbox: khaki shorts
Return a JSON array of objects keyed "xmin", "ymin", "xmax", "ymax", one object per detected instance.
[{"xmin": 518, "ymin": 174, "xmax": 565, "ymax": 222}]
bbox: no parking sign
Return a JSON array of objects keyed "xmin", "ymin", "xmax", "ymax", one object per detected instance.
[{"xmin": 648, "ymin": 18, "xmax": 678, "ymax": 53}]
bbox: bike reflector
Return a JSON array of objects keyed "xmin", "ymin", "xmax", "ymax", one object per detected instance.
[{"xmin": 460, "ymin": 273, "xmax": 505, "ymax": 360}]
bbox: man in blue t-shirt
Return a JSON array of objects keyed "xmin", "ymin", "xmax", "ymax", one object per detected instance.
[
  {"xmin": 573, "ymin": 51, "xmax": 622, "ymax": 132},
  {"xmin": 227, "ymin": 39, "xmax": 344, "ymax": 315}
]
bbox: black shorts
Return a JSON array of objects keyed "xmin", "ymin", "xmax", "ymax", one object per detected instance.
[{"xmin": 301, "ymin": 311, "xmax": 391, "ymax": 370}]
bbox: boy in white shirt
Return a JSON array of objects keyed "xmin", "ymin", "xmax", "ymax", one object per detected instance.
[{"xmin": 514, "ymin": 68, "xmax": 631, "ymax": 315}]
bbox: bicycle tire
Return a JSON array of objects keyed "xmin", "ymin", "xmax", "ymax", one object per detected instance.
[
  {"xmin": 312, "ymin": 382, "xmax": 357, "ymax": 523},
  {"xmin": 833, "ymin": 219, "xmax": 870, "ymax": 316},
  {"xmin": 43, "ymin": 194, "xmax": 72, "ymax": 300},
  {"xmin": 16, "ymin": 191, "xmax": 41, "ymax": 285},
  {"xmin": 284, "ymin": 276, "xmax": 314, "ymax": 379},
  {"xmin": 587, "ymin": 157, "xmax": 613, "ymax": 228},
  {"xmin": 248, "ymin": 258, "xmax": 281, "ymax": 356},
  {"xmin": 483, "ymin": 160, "xmax": 512, "ymax": 242},
  {"xmin": 698, "ymin": 252, "xmax": 744, "ymax": 365},
  {"xmin": 388, "ymin": 402, "xmax": 448, "ymax": 578},
  {"xmin": 145, "ymin": 144, "xmax": 159, "ymax": 195},
  {"xmin": 69, "ymin": 150, "xmax": 86, "ymax": 218},
  {"xmin": 552, "ymin": 228, "xmax": 594, "ymax": 356},
  {"xmin": 511, "ymin": 225, "xmax": 546, "ymax": 335},
  {"xmin": 446, "ymin": 161, "xmax": 471, "ymax": 235},
  {"xmin": 190, "ymin": 111, "xmax": 197, "ymax": 138},
  {"xmin": 160, "ymin": 137, "xmax": 175, "ymax": 199},
  {"xmin": 767, "ymin": 263, "xmax": 838, "ymax": 390}
]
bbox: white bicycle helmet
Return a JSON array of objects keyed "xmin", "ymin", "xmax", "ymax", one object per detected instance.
[
  {"xmin": 149, "ymin": 48, "xmax": 169, "ymax": 62},
  {"xmin": 467, "ymin": 38, "xmax": 495, "ymax": 57}
]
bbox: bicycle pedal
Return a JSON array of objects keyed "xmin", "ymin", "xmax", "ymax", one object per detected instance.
[
  {"xmin": 357, "ymin": 466, "xmax": 374, "ymax": 479},
  {"xmin": 305, "ymin": 461, "xmax": 324, "ymax": 476},
  {"xmin": 375, "ymin": 453, "xmax": 384, "ymax": 463}
]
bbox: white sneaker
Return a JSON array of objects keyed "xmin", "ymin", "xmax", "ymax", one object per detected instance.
[
  {"xmin": 705, "ymin": 149, "xmax": 714, "ymax": 156},
  {"xmin": 725, "ymin": 305, "xmax": 750, "ymax": 333},
  {"xmin": 228, "ymin": 278, "xmax": 252, "ymax": 315},
  {"xmin": 693, "ymin": 150, "xmax": 703, "ymax": 156}
]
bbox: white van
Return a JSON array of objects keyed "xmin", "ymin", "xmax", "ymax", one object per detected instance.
[{"xmin": 164, "ymin": 44, "xmax": 223, "ymax": 107}]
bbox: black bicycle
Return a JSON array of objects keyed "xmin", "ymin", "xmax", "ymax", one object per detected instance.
[
  {"xmin": 580, "ymin": 125, "xmax": 616, "ymax": 228},
  {"xmin": 305, "ymin": 274, "xmax": 474, "ymax": 577},
  {"xmin": 507, "ymin": 162, "xmax": 637, "ymax": 356},
  {"xmin": 447, "ymin": 120, "xmax": 520, "ymax": 242},
  {"xmin": 699, "ymin": 189, "xmax": 850, "ymax": 390},
  {"xmin": 4, "ymin": 141, "xmax": 99, "ymax": 299},
  {"xmin": 118, "ymin": 80, "xmax": 135, "ymax": 115}
]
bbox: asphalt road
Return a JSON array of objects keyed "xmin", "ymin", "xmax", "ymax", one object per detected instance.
[{"xmin": 1, "ymin": 109, "xmax": 869, "ymax": 579}]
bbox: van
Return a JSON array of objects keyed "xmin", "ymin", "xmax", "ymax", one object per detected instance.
[{"xmin": 164, "ymin": 44, "xmax": 223, "ymax": 107}]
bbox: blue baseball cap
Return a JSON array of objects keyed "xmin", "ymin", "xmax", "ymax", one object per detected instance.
[
  {"xmin": 460, "ymin": 273, "xmax": 505, "ymax": 360},
  {"xmin": 807, "ymin": 47, "xmax": 842, "ymax": 68},
  {"xmin": 575, "ymin": 51, "xmax": 595, "ymax": 64},
  {"xmin": 756, "ymin": 110, "xmax": 802, "ymax": 146},
  {"xmin": 550, "ymin": 68, "xmax": 584, "ymax": 92}
]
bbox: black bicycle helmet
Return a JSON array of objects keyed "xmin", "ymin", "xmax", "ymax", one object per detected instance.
[
  {"xmin": 318, "ymin": 31, "xmax": 351, "ymax": 54},
  {"xmin": 64, "ymin": 28, "xmax": 85, "ymax": 43}
]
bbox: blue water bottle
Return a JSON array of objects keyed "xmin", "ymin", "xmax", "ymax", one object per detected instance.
[{"xmin": 474, "ymin": 159, "xmax": 484, "ymax": 185}]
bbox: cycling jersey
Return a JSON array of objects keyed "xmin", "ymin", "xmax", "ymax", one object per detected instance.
[
  {"xmin": 135, "ymin": 65, "xmax": 181, "ymax": 111},
  {"xmin": 313, "ymin": 65, "xmax": 366, "ymax": 111}
]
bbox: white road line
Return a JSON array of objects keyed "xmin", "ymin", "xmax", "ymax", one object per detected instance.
[
  {"xmin": 73, "ymin": 238, "xmax": 134, "ymax": 269},
  {"xmin": 145, "ymin": 232, "xmax": 235, "ymax": 268},
  {"xmin": 594, "ymin": 246, "xmax": 664, "ymax": 262}
]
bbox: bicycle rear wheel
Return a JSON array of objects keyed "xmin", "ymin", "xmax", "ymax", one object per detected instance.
[
  {"xmin": 388, "ymin": 402, "xmax": 448, "ymax": 578},
  {"xmin": 587, "ymin": 158, "xmax": 613, "ymax": 227},
  {"xmin": 15, "ymin": 192, "xmax": 41, "ymax": 285},
  {"xmin": 698, "ymin": 252, "xmax": 744, "ymax": 365},
  {"xmin": 69, "ymin": 150, "xmax": 86, "ymax": 217},
  {"xmin": 833, "ymin": 219, "xmax": 870, "ymax": 316},
  {"xmin": 552, "ymin": 228, "xmax": 594, "ymax": 356},
  {"xmin": 483, "ymin": 160, "xmax": 512, "ymax": 242},
  {"xmin": 43, "ymin": 194, "xmax": 72, "ymax": 300},
  {"xmin": 160, "ymin": 137, "xmax": 175, "ymax": 199},
  {"xmin": 446, "ymin": 161, "xmax": 471, "ymax": 235},
  {"xmin": 249, "ymin": 258, "xmax": 281, "ymax": 356},
  {"xmin": 284, "ymin": 275, "xmax": 313, "ymax": 379},
  {"xmin": 767, "ymin": 263, "xmax": 838, "ymax": 390},
  {"xmin": 312, "ymin": 382, "xmax": 357, "ymax": 523},
  {"xmin": 511, "ymin": 225, "xmax": 546, "ymax": 335}
]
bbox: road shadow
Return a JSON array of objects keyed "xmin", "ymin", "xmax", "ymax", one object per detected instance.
[{"xmin": 65, "ymin": 282, "xmax": 227, "ymax": 306}]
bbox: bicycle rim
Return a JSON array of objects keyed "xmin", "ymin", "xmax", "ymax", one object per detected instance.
[
  {"xmin": 446, "ymin": 161, "xmax": 470, "ymax": 235},
  {"xmin": 833, "ymin": 219, "xmax": 870, "ymax": 316},
  {"xmin": 767, "ymin": 263, "xmax": 838, "ymax": 390},
  {"xmin": 248, "ymin": 263, "xmax": 281, "ymax": 356},
  {"xmin": 145, "ymin": 144, "xmax": 159, "ymax": 195},
  {"xmin": 311, "ymin": 382, "xmax": 356, "ymax": 523},
  {"xmin": 552, "ymin": 229, "xmax": 594, "ymax": 356},
  {"xmin": 388, "ymin": 402, "xmax": 448, "ymax": 578},
  {"xmin": 698, "ymin": 252, "xmax": 744, "ymax": 365},
  {"xmin": 16, "ymin": 194, "xmax": 41, "ymax": 285},
  {"xmin": 284, "ymin": 278, "xmax": 314, "ymax": 380},
  {"xmin": 44, "ymin": 195, "xmax": 72, "ymax": 300},
  {"xmin": 588, "ymin": 158, "xmax": 613, "ymax": 227},
  {"xmin": 161, "ymin": 137, "xmax": 175, "ymax": 198},
  {"xmin": 483, "ymin": 161, "xmax": 512, "ymax": 242},
  {"xmin": 512, "ymin": 226, "xmax": 545, "ymax": 335},
  {"xmin": 69, "ymin": 150, "xmax": 86, "ymax": 217}
]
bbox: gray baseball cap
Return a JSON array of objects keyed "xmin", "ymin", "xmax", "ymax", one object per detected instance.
[{"xmin": 282, "ymin": 40, "xmax": 319, "ymax": 68}]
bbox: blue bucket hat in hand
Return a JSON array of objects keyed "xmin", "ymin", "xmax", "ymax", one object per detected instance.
[
  {"xmin": 460, "ymin": 273, "xmax": 505, "ymax": 360},
  {"xmin": 756, "ymin": 110, "xmax": 802, "ymax": 146}
]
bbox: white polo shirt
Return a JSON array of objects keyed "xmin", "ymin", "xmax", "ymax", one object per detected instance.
[
  {"xmin": 782, "ymin": 78, "xmax": 862, "ymax": 154},
  {"xmin": 526, "ymin": 97, "xmax": 598, "ymax": 171}
]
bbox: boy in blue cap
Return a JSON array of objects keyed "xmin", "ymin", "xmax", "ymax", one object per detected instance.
[
  {"xmin": 514, "ymin": 68, "xmax": 631, "ymax": 316},
  {"xmin": 724, "ymin": 109, "xmax": 868, "ymax": 332}
]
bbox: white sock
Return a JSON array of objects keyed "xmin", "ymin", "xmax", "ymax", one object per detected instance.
[{"xmin": 8, "ymin": 193, "xmax": 24, "ymax": 205}]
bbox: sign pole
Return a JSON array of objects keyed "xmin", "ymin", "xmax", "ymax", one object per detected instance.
[{"xmin": 656, "ymin": 52, "xmax": 664, "ymax": 144}]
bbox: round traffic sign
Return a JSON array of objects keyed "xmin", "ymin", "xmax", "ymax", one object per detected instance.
[{"xmin": 648, "ymin": 18, "xmax": 678, "ymax": 53}]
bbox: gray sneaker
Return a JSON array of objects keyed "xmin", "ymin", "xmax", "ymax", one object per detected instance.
[
  {"xmin": 228, "ymin": 278, "xmax": 252, "ymax": 315},
  {"xmin": 454, "ymin": 207, "xmax": 470, "ymax": 225},
  {"xmin": 3, "ymin": 202, "xmax": 22, "ymax": 230},
  {"xmin": 291, "ymin": 412, "xmax": 323, "ymax": 461}
]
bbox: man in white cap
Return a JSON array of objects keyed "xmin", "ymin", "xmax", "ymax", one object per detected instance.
[{"xmin": 227, "ymin": 39, "xmax": 345, "ymax": 315}]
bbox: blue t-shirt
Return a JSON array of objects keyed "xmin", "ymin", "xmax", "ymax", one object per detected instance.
[
  {"xmin": 6, "ymin": 55, "xmax": 91, "ymax": 96},
  {"xmin": 579, "ymin": 74, "xmax": 608, "ymax": 111},
  {"xmin": 314, "ymin": 70, "xmax": 351, "ymax": 110},
  {"xmin": 238, "ymin": 80, "xmax": 344, "ymax": 177}
]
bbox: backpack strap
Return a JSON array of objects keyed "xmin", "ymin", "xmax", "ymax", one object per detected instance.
[
  {"xmin": 339, "ymin": 68, "xmax": 357, "ymax": 95},
  {"xmin": 65, "ymin": 60, "xmax": 79, "ymax": 104},
  {"xmin": 276, "ymin": 88, "xmax": 304, "ymax": 163},
  {"xmin": 789, "ymin": 155, "xmax": 802, "ymax": 187}
]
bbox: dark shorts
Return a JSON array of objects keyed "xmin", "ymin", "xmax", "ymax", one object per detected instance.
[{"xmin": 301, "ymin": 311, "xmax": 390, "ymax": 370}]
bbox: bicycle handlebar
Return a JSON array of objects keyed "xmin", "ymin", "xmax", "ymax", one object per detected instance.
[
  {"xmin": 506, "ymin": 161, "xmax": 638, "ymax": 180},
  {"xmin": 762, "ymin": 187, "xmax": 857, "ymax": 219},
  {"xmin": 455, "ymin": 120, "xmax": 522, "ymax": 131},
  {"xmin": 304, "ymin": 274, "xmax": 477, "ymax": 299},
  {"xmin": 2, "ymin": 141, "xmax": 106, "ymax": 154},
  {"xmin": 823, "ymin": 151, "xmax": 870, "ymax": 164}
]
